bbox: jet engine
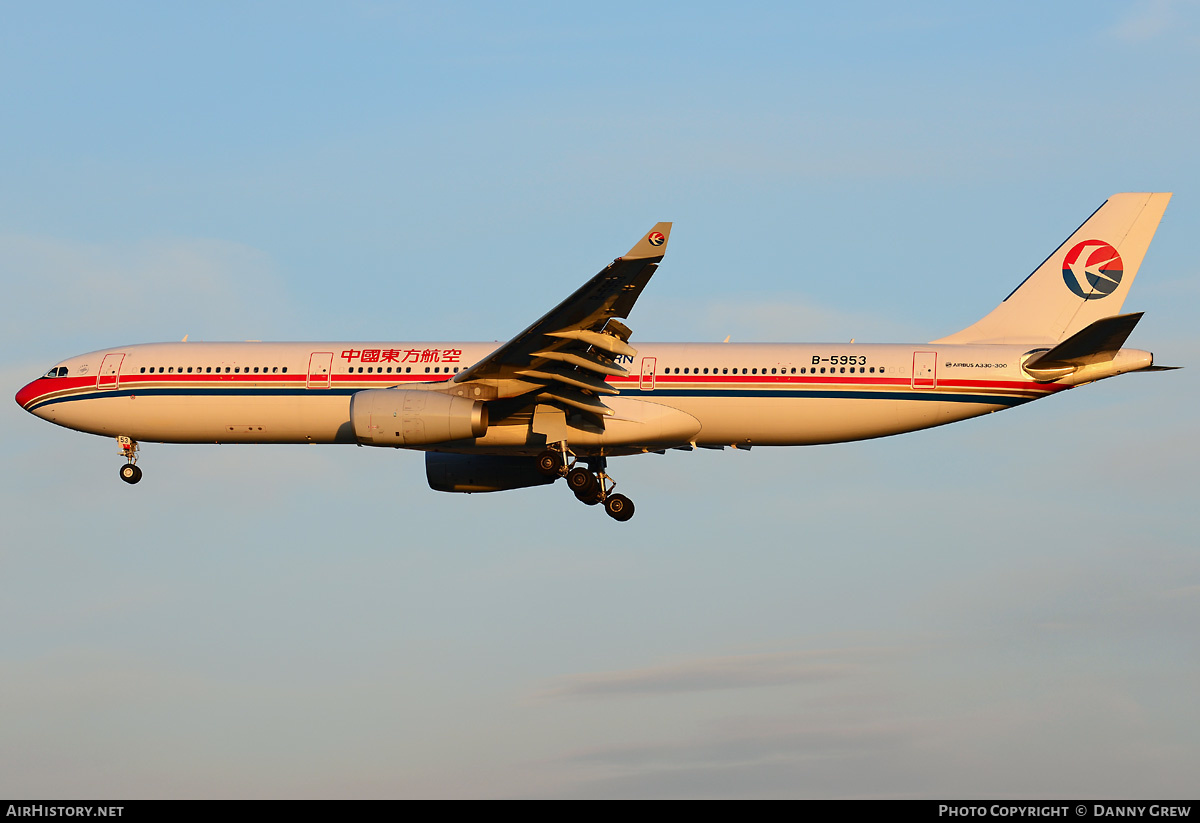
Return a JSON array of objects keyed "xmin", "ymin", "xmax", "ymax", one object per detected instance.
[
  {"xmin": 351, "ymin": 389, "xmax": 488, "ymax": 446},
  {"xmin": 425, "ymin": 453, "xmax": 556, "ymax": 493}
]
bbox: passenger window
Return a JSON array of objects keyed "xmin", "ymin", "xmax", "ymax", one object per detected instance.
[
  {"xmin": 140, "ymin": 367, "xmax": 146, "ymax": 374},
  {"xmin": 282, "ymin": 367, "xmax": 287, "ymax": 373},
  {"xmin": 751, "ymin": 368, "xmax": 757, "ymax": 374}
]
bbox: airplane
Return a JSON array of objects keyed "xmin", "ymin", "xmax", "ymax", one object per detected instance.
[{"xmin": 15, "ymin": 193, "xmax": 1174, "ymax": 522}]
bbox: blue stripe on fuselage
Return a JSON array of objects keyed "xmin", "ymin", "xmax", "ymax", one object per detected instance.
[{"xmin": 27, "ymin": 384, "xmax": 1035, "ymax": 413}]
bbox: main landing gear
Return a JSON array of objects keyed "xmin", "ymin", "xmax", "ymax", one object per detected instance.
[
  {"xmin": 117, "ymin": 436, "xmax": 142, "ymax": 485},
  {"xmin": 536, "ymin": 446, "xmax": 635, "ymax": 522}
]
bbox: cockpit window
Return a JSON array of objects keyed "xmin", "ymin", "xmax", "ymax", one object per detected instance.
[{"xmin": 43, "ymin": 366, "xmax": 68, "ymax": 378}]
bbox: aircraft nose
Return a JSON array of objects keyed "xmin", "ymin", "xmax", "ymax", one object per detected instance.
[{"xmin": 15, "ymin": 378, "xmax": 44, "ymax": 411}]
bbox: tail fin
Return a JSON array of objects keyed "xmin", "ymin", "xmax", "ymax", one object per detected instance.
[{"xmin": 934, "ymin": 193, "xmax": 1171, "ymax": 344}]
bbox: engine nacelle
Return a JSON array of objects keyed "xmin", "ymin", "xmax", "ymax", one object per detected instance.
[
  {"xmin": 351, "ymin": 389, "xmax": 488, "ymax": 446},
  {"xmin": 425, "ymin": 452, "xmax": 556, "ymax": 493}
]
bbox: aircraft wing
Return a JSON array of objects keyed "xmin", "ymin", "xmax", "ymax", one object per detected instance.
[{"xmin": 452, "ymin": 223, "xmax": 671, "ymax": 417}]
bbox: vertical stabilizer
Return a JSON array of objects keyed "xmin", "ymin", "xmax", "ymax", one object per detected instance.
[{"xmin": 934, "ymin": 193, "xmax": 1171, "ymax": 344}]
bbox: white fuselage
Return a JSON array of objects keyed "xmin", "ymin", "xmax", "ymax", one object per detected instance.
[{"xmin": 19, "ymin": 338, "xmax": 1143, "ymax": 455}]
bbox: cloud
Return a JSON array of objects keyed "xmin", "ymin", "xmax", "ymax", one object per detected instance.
[
  {"xmin": 537, "ymin": 649, "xmax": 885, "ymax": 700},
  {"xmin": 1, "ymin": 234, "xmax": 289, "ymax": 354},
  {"xmin": 531, "ymin": 707, "xmax": 928, "ymax": 798},
  {"xmin": 1106, "ymin": 0, "xmax": 1191, "ymax": 42},
  {"xmin": 562, "ymin": 719, "xmax": 915, "ymax": 767},
  {"xmin": 636, "ymin": 294, "xmax": 924, "ymax": 343},
  {"xmin": 533, "ymin": 667, "xmax": 1199, "ymax": 798}
]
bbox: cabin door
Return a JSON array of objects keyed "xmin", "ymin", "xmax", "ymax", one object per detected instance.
[
  {"xmin": 639, "ymin": 356, "xmax": 657, "ymax": 391},
  {"xmin": 97, "ymin": 353, "xmax": 124, "ymax": 390},
  {"xmin": 307, "ymin": 352, "xmax": 333, "ymax": 389},
  {"xmin": 912, "ymin": 351, "xmax": 937, "ymax": 389}
]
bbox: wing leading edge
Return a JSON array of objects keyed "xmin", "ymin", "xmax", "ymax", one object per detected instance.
[{"xmin": 453, "ymin": 223, "xmax": 671, "ymax": 419}]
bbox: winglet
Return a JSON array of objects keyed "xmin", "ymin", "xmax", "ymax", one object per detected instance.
[{"xmin": 623, "ymin": 222, "xmax": 672, "ymax": 260}]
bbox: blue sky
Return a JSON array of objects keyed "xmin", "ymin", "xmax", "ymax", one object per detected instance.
[{"xmin": 3, "ymin": 1, "xmax": 1198, "ymax": 798}]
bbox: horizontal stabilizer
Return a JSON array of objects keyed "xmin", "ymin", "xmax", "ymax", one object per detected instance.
[{"xmin": 1022, "ymin": 312, "xmax": 1143, "ymax": 380}]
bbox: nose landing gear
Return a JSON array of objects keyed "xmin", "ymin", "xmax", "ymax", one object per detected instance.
[{"xmin": 117, "ymin": 436, "xmax": 142, "ymax": 484}]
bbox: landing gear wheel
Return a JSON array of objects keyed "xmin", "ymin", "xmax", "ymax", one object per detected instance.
[
  {"xmin": 119, "ymin": 464, "xmax": 142, "ymax": 485},
  {"xmin": 567, "ymin": 467, "xmax": 597, "ymax": 497},
  {"xmin": 536, "ymin": 450, "xmax": 564, "ymax": 478},
  {"xmin": 605, "ymin": 493, "xmax": 634, "ymax": 521}
]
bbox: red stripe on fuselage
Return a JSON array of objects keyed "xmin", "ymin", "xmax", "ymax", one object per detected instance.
[{"xmin": 19, "ymin": 370, "xmax": 1062, "ymax": 410}]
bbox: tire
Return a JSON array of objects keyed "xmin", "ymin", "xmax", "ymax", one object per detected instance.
[
  {"xmin": 567, "ymin": 467, "xmax": 595, "ymax": 494},
  {"xmin": 536, "ymin": 450, "xmax": 562, "ymax": 477},
  {"xmin": 605, "ymin": 493, "xmax": 634, "ymax": 521},
  {"xmin": 120, "ymin": 464, "xmax": 142, "ymax": 485}
]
